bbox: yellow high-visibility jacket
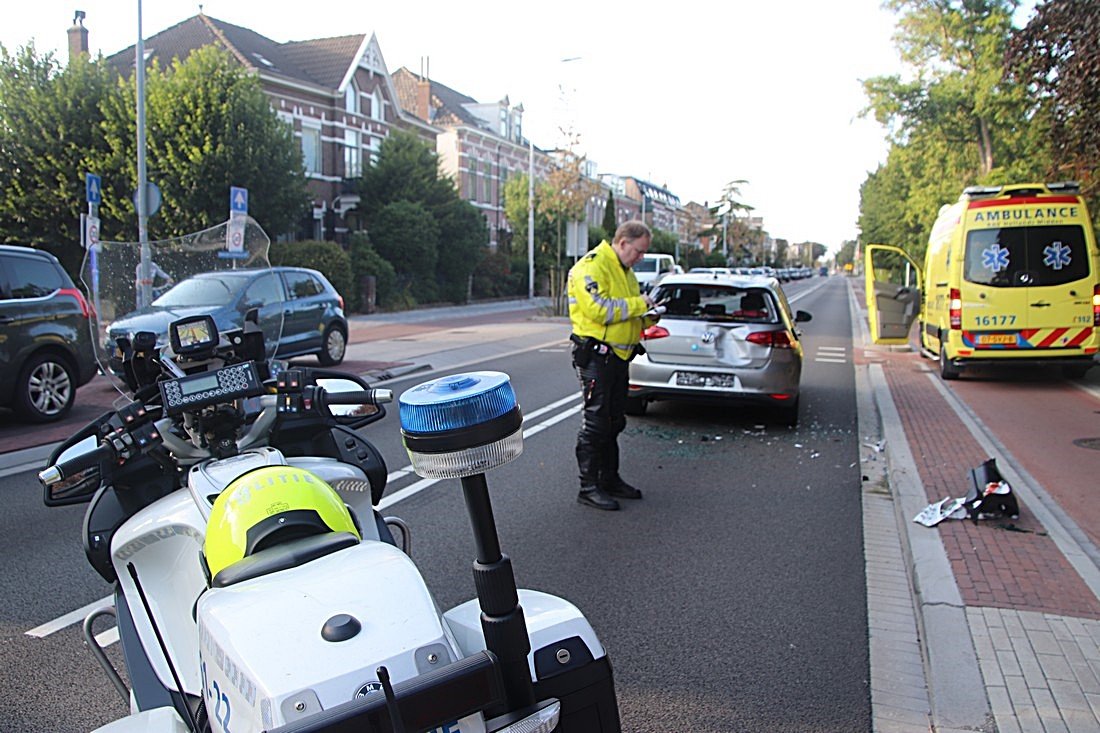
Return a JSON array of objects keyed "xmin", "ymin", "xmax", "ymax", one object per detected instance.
[{"xmin": 567, "ymin": 241, "xmax": 654, "ymax": 361}]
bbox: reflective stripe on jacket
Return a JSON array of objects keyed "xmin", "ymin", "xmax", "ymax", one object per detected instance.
[{"xmin": 567, "ymin": 241, "xmax": 651, "ymax": 361}]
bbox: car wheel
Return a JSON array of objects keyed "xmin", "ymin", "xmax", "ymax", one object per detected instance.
[
  {"xmin": 318, "ymin": 323, "xmax": 347, "ymax": 366},
  {"xmin": 14, "ymin": 352, "xmax": 77, "ymax": 423},
  {"xmin": 624, "ymin": 396, "xmax": 648, "ymax": 416},
  {"xmin": 939, "ymin": 345, "xmax": 960, "ymax": 380}
]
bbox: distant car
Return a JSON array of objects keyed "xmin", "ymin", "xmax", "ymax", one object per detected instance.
[
  {"xmin": 106, "ymin": 266, "xmax": 348, "ymax": 366},
  {"xmin": 632, "ymin": 253, "xmax": 677, "ymax": 293},
  {"xmin": 627, "ymin": 273, "xmax": 812, "ymax": 425},
  {"xmin": 0, "ymin": 245, "xmax": 98, "ymax": 422}
]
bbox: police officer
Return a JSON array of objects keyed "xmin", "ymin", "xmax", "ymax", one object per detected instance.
[{"xmin": 567, "ymin": 220, "xmax": 659, "ymax": 510}]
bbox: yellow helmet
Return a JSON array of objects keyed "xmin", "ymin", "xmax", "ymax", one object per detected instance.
[{"xmin": 204, "ymin": 465, "xmax": 360, "ymax": 578}]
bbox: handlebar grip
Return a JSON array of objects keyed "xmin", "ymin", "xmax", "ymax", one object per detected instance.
[
  {"xmin": 324, "ymin": 388, "xmax": 394, "ymax": 406},
  {"xmin": 39, "ymin": 443, "xmax": 114, "ymax": 486}
]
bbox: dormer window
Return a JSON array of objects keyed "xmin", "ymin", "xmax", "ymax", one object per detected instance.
[
  {"xmin": 345, "ymin": 82, "xmax": 359, "ymax": 115},
  {"xmin": 252, "ymin": 53, "xmax": 275, "ymax": 68}
]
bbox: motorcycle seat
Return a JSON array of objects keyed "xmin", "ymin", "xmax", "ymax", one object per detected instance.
[{"xmin": 212, "ymin": 531, "xmax": 359, "ymax": 588}]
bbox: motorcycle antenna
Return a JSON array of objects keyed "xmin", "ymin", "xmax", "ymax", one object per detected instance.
[
  {"xmin": 375, "ymin": 665, "xmax": 407, "ymax": 733},
  {"xmin": 127, "ymin": 563, "xmax": 202, "ymax": 733}
]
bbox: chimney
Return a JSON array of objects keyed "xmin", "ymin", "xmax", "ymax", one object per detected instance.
[
  {"xmin": 67, "ymin": 10, "xmax": 88, "ymax": 63},
  {"xmin": 416, "ymin": 57, "xmax": 432, "ymax": 122}
]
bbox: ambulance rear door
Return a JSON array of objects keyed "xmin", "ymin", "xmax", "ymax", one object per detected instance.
[
  {"xmin": 865, "ymin": 244, "xmax": 923, "ymax": 345},
  {"xmin": 961, "ymin": 222, "xmax": 1093, "ymax": 348}
]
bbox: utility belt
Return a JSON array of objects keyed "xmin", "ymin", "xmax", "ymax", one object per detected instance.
[{"xmin": 570, "ymin": 334, "xmax": 645, "ymax": 367}]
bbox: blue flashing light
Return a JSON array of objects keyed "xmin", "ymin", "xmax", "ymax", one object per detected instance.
[{"xmin": 399, "ymin": 372, "xmax": 517, "ymax": 435}]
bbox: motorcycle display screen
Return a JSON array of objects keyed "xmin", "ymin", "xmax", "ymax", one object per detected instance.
[
  {"xmin": 170, "ymin": 315, "xmax": 218, "ymax": 356},
  {"xmin": 159, "ymin": 362, "xmax": 264, "ymax": 415}
]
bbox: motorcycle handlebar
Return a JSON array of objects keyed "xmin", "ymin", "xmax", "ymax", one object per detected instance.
[
  {"xmin": 323, "ymin": 388, "xmax": 394, "ymax": 406},
  {"xmin": 39, "ymin": 443, "xmax": 115, "ymax": 486}
]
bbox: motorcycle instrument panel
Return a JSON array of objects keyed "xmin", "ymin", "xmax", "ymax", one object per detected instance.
[{"xmin": 159, "ymin": 362, "xmax": 264, "ymax": 414}]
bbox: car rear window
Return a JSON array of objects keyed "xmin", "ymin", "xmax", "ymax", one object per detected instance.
[
  {"xmin": 964, "ymin": 224, "xmax": 1090, "ymax": 287},
  {"xmin": 5, "ymin": 256, "xmax": 65, "ymax": 299},
  {"xmin": 632, "ymin": 260, "xmax": 657, "ymax": 274},
  {"xmin": 654, "ymin": 284, "xmax": 778, "ymax": 323},
  {"xmin": 284, "ymin": 271, "xmax": 324, "ymax": 299}
]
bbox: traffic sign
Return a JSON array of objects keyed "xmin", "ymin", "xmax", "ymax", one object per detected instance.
[
  {"xmin": 86, "ymin": 173, "xmax": 101, "ymax": 204},
  {"xmin": 132, "ymin": 182, "xmax": 162, "ymax": 216},
  {"xmin": 85, "ymin": 215, "xmax": 100, "ymax": 249},
  {"xmin": 230, "ymin": 187, "xmax": 249, "ymax": 215}
]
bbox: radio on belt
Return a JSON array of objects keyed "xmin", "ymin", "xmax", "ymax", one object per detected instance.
[{"xmin": 159, "ymin": 362, "xmax": 264, "ymax": 415}]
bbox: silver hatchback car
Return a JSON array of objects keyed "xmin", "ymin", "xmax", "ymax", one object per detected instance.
[{"xmin": 626, "ymin": 273, "xmax": 812, "ymax": 424}]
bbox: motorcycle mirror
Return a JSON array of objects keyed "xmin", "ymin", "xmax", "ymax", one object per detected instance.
[
  {"xmin": 44, "ymin": 436, "xmax": 102, "ymax": 506},
  {"xmin": 317, "ymin": 377, "xmax": 380, "ymax": 420}
]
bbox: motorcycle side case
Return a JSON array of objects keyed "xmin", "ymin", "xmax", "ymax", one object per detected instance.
[
  {"xmin": 196, "ymin": 540, "xmax": 482, "ymax": 732},
  {"xmin": 445, "ymin": 590, "xmax": 622, "ymax": 732}
]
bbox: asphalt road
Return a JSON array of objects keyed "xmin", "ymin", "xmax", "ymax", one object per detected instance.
[{"xmin": 2, "ymin": 277, "xmax": 873, "ymax": 732}]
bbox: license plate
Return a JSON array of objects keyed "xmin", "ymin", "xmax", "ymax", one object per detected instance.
[
  {"xmin": 976, "ymin": 333, "xmax": 1016, "ymax": 345},
  {"xmin": 675, "ymin": 372, "xmax": 740, "ymax": 389}
]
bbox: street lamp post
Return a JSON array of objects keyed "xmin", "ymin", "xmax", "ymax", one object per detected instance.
[
  {"xmin": 136, "ymin": 0, "xmax": 151, "ymax": 307},
  {"xmin": 527, "ymin": 140, "xmax": 534, "ymax": 300}
]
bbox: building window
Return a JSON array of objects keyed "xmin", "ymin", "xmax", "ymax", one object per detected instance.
[
  {"xmin": 372, "ymin": 90, "xmax": 383, "ymax": 121},
  {"xmin": 345, "ymin": 82, "xmax": 359, "ymax": 114},
  {"xmin": 344, "ymin": 129, "xmax": 361, "ymax": 178},
  {"xmin": 466, "ymin": 158, "xmax": 478, "ymax": 200},
  {"xmin": 301, "ymin": 124, "xmax": 321, "ymax": 175},
  {"xmin": 482, "ymin": 160, "xmax": 492, "ymax": 203},
  {"xmin": 367, "ymin": 134, "xmax": 380, "ymax": 166}
]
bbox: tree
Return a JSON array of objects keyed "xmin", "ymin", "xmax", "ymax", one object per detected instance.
[
  {"xmin": 601, "ymin": 190, "xmax": 616, "ymax": 233},
  {"xmin": 357, "ymin": 130, "xmax": 455, "ymax": 223},
  {"xmin": 358, "ymin": 130, "xmax": 486, "ymax": 304},
  {"xmin": 369, "ymin": 200, "xmax": 440, "ymax": 304},
  {"xmin": 99, "ymin": 46, "xmax": 308, "ymax": 239},
  {"xmin": 0, "ymin": 44, "xmax": 121, "ymax": 276},
  {"xmin": 1006, "ymin": 0, "xmax": 1100, "ymax": 213},
  {"xmin": 859, "ymin": 0, "xmax": 1036, "ymax": 260}
]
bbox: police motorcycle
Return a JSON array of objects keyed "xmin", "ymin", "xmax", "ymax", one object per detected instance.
[{"xmin": 40, "ymin": 219, "xmax": 621, "ymax": 733}]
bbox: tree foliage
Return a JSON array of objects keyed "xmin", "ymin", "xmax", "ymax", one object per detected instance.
[
  {"xmin": 601, "ymin": 189, "xmax": 616, "ymax": 233},
  {"xmin": 0, "ymin": 44, "xmax": 120, "ymax": 275},
  {"xmin": 858, "ymin": 0, "xmax": 1045, "ymax": 262},
  {"xmin": 99, "ymin": 46, "xmax": 309, "ymax": 239},
  {"xmin": 1006, "ymin": 0, "xmax": 1100, "ymax": 213},
  {"xmin": 357, "ymin": 130, "xmax": 486, "ymax": 304}
]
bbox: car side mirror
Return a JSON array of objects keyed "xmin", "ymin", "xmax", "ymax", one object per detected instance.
[{"xmin": 795, "ymin": 310, "xmax": 812, "ymax": 323}]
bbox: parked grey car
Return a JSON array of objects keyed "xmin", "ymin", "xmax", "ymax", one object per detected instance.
[
  {"xmin": 626, "ymin": 273, "xmax": 812, "ymax": 425},
  {"xmin": 0, "ymin": 245, "xmax": 99, "ymax": 422}
]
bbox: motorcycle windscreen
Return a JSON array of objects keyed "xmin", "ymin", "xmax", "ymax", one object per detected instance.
[{"xmin": 80, "ymin": 216, "xmax": 282, "ymax": 396}]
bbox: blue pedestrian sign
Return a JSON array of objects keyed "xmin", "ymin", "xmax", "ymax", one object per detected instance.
[
  {"xmin": 230, "ymin": 186, "xmax": 248, "ymax": 215},
  {"xmin": 86, "ymin": 173, "xmax": 102, "ymax": 204}
]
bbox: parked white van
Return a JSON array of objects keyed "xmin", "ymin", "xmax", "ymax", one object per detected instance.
[{"xmin": 632, "ymin": 253, "xmax": 677, "ymax": 292}]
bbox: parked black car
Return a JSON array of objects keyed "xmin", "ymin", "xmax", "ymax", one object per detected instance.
[
  {"xmin": 0, "ymin": 245, "xmax": 99, "ymax": 422},
  {"xmin": 105, "ymin": 266, "xmax": 348, "ymax": 367}
]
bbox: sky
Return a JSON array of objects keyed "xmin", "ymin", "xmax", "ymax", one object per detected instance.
[{"xmin": 2, "ymin": 1, "xmax": 917, "ymax": 253}]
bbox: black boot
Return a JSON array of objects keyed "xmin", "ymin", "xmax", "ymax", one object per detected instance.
[
  {"xmin": 604, "ymin": 478, "xmax": 642, "ymax": 500},
  {"xmin": 577, "ymin": 486, "xmax": 620, "ymax": 511}
]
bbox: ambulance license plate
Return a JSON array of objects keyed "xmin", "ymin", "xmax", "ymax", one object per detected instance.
[{"xmin": 976, "ymin": 334, "xmax": 1016, "ymax": 345}]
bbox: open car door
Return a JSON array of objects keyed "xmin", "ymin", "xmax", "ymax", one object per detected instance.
[{"xmin": 864, "ymin": 244, "xmax": 922, "ymax": 345}]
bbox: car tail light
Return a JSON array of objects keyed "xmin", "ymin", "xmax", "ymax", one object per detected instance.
[
  {"xmin": 1093, "ymin": 284, "xmax": 1099, "ymax": 327},
  {"xmin": 58, "ymin": 287, "xmax": 92, "ymax": 319},
  {"xmin": 746, "ymin": 330, "xmax": 794, "ymax": 349},
  {"xmin": 641, "ymin": 325, "xmax": 669, "ymax": 340},
  {"xmin": 949, "ymin": 288, "xmax": 962, "ymax": 329},
  {"xmin": 337, "ymin": 294, "xmax": 345, "ymax": 310}
]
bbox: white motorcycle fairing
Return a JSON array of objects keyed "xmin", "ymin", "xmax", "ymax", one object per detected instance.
[
  {"xmin": 197, "ymin": 541, "xmax": 482, "ymax": 733},
  {"xmin": 108, "ymin": 448, "xmax": 376, "ymax": 703}
]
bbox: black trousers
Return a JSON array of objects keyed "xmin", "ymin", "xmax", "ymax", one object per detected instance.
[{"xmin": 573, "ymin": 343, "xmax": 630, "ymax": 489}]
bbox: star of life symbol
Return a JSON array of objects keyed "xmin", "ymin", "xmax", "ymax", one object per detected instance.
[
  {"xmin": 1042, "ymin": 241, "xmax": 1072, "ymax": 270},
  {"xmin": 981, "ymin": 243, "xmax": 1010, "ymax": 273}
]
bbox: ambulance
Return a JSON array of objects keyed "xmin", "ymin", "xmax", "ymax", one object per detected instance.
[{"xmin": 865, "ymin": 181, "xmax": 1100, "ymax": 379}]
